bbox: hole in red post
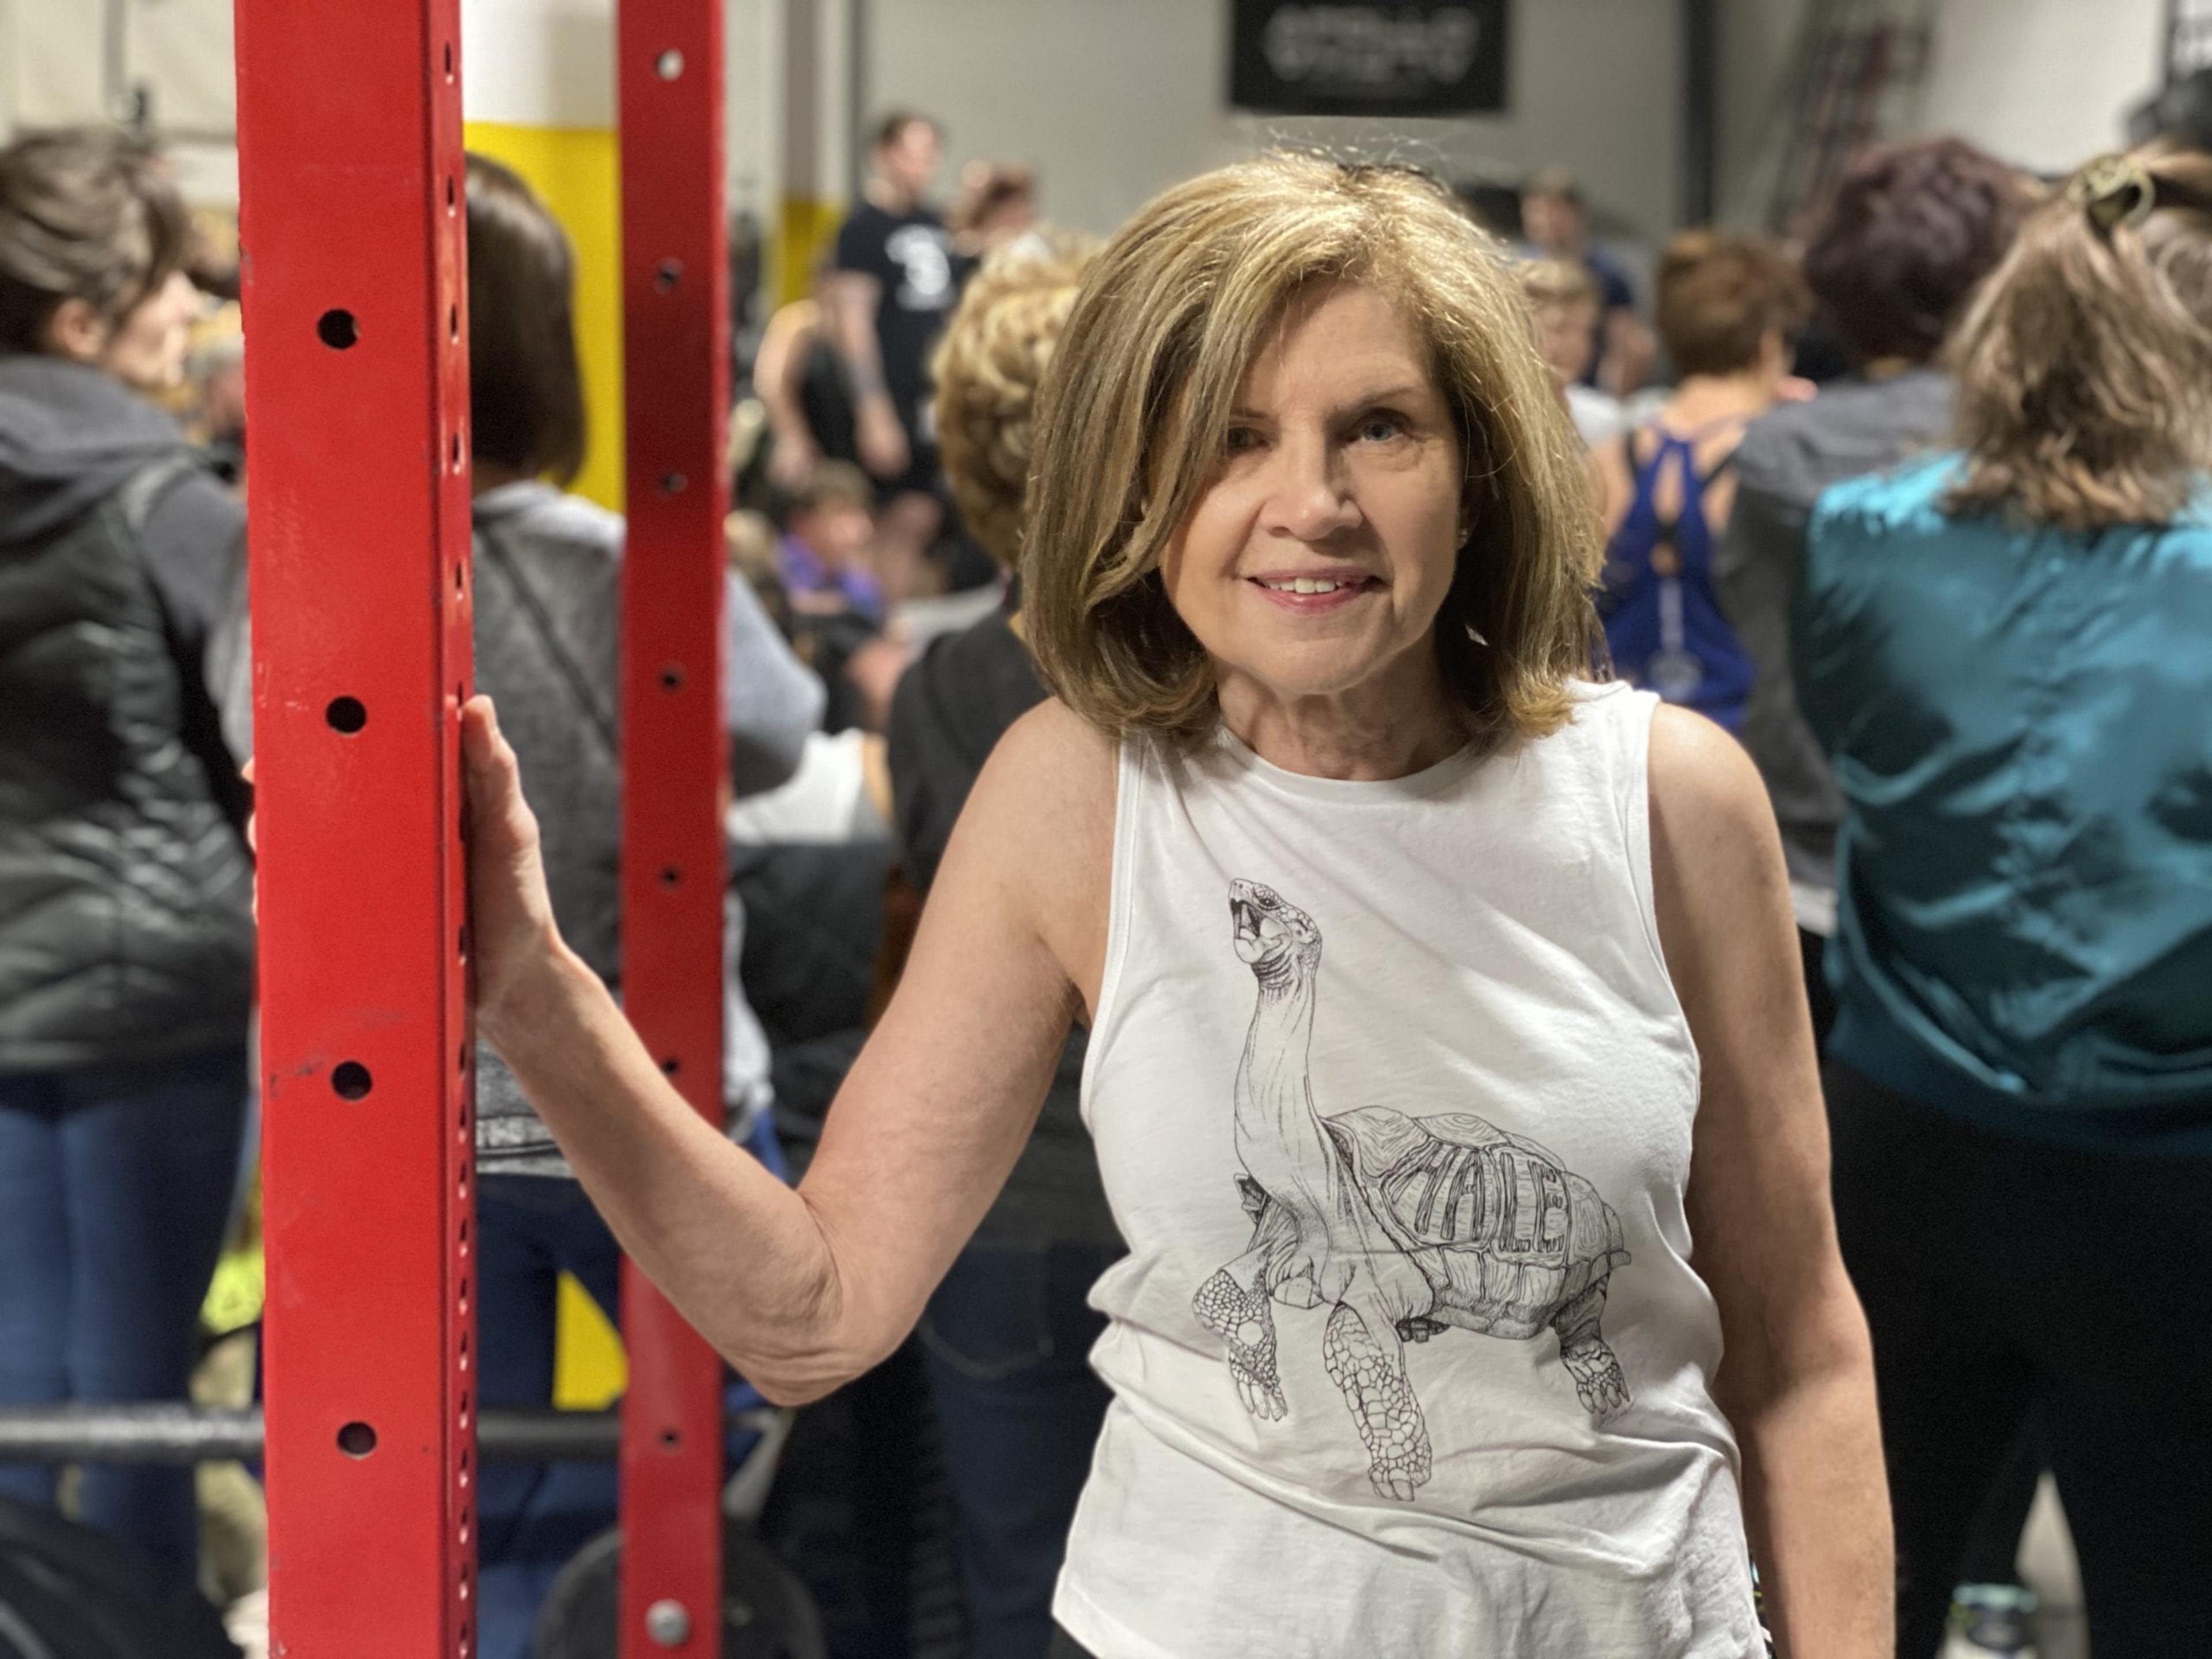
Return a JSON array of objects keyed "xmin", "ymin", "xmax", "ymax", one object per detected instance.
[
  {"xmin": 660, "ymin": 1057, "xmax": 681, "ymax": 1077},
  {"xmin": 446, "ymin": 175, "xmax": 457, "ymax": 215},
  {"xmin": 655, "ymin": 259, "xmax": 682, "ymax": 292},
  {"xmin": 449, "ymin": 302, "xmax": 460, "ymax": 344},
  {"xmin": 325, "ymin": 696, "xmax": 366, "ymax": 733},
  {"xmin": 659, "ymin": 1428, "xmax": 681, "ymax": 1450},
  {"xmin": 316, "ymin": 309, "xmax": 358, "ymax": 350},
  {"xmin": 337, "ymin": 1421, "xmax": 377, "ymax": 1457},
  {"xmin": 658, "ymin": 664, "xmax": 684, "ymax": 691},
  {"xmin": 659, "ymin": 865, "xmax": 681, "ymax": 888},
  {"xmin": 450, "ymin": 432, "xmax": 463, "ymax": 472},
  {"xmin": 331, "ymin": 1062, "xmax": 372, "ymax": 1100},
  {"xmin": 661, "ymin": 471, "xmax": 687, "ymax": 496},
  {"xmin": 444, "ymin": 41, "xmax": 455, "ymax": 82}
]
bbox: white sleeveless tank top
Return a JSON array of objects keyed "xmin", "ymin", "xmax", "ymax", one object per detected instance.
[{"xmin": 1056, "ymin": 682, "xmax": 1762, "ymax": 1658}]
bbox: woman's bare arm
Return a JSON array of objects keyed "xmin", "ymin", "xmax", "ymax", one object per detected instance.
[
  {"xmin": 463, "ymin": 695, "xmax": 1113, "ymax": 1404},
  {"xmin": 1649, "ymin": 706, "xmax": 1892, "ymax": 1659}
]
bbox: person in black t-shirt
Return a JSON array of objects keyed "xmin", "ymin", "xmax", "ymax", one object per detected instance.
[{"xmin": 823, "ymin": 110, "xmax": 965, "ymax": 607}]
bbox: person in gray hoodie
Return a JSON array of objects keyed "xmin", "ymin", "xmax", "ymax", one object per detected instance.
[
  {"xmin": 0, "ymin": 129, "xmax": 252, "ymax": 1592},
  {"xmin": 1714, "ymin": 137, "xmax": 2028, "ymax": 1046},
  {"xmin": 455, "ymin": 154, "xmax": 825, "ymax": 1659}
]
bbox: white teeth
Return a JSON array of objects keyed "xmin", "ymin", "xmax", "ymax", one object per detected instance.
[{"xmin": 1263, "ymin": 577, "xmax": 1345, "ymax": 594}]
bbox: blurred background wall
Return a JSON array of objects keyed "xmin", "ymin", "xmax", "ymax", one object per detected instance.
[{"xmin": 0, "ymin": 0, "xmax": 2174, "ymax": 227}]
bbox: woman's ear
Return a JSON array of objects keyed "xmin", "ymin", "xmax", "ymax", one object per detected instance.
[{"xmin": 41, "ymin": 297, "xmax": 109, "ymax": 363}]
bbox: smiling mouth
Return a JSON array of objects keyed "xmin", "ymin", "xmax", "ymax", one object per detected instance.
[{"xmin": 1247, "ymin": 574, "xmax": 1379, "ymax": 597}]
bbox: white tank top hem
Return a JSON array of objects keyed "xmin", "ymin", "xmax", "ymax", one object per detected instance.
[{"xmin": 1053, "ymin": 681, "xmax": 1761, "ymax": 1658}]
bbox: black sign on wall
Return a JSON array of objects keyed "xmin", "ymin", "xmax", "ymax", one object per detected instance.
[{"xmin": 1229, "ymin": 0, "xmax": 1510, "ymax": 117}]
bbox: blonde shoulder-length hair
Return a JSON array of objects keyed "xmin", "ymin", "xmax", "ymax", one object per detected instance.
[
  {"xmin": 1021, "ymin": 154, "xmax": 1602, "ymax": 751},
  {"xmin": 1950, "ymin": 142, "xmax": 2212, "ymax": 529}
]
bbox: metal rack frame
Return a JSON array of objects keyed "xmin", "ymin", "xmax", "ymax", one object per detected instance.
[{"xmin": 230, "ymin": 1, "xmax": 733, "ymax": 1651}]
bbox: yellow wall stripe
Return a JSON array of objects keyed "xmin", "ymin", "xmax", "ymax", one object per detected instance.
[{"xmin": 463, "ymin": 120, "xmax": 627, "ymax": 514}]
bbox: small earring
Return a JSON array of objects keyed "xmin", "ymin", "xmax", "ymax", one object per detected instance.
[{"xmin": 1465, "ymin": 623, "xmax": 1490, "ymax": 646}]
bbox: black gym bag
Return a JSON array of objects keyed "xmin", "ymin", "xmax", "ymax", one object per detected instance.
[{"xmin": 0, "ymin": 1498, "xmax": 238, "ymax": 1659}]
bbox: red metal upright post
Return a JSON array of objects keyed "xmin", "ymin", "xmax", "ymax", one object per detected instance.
[
  {"xmin": 617, "ymin": 0, "xmax": 732, "ymax": 1654},
  {"xmin": 236, "ymin": 0, "xmax": 477, "ymax": 1653}
]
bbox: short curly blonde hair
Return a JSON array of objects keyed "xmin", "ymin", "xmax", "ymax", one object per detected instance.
[
  {"xmin": 1022, "ymin": 155, "xmax": 1601, "ymax": 749},
  {"xmin": 930, "ymin": 238, "xmax": 1096, "ymax": 567}
]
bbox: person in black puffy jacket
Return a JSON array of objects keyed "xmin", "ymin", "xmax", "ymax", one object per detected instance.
[{"xmin": 0, "ymin": 130, "xmax": 252, "ymax": 1593}]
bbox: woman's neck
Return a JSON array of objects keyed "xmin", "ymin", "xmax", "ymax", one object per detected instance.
[
  {"xmin": 471, "ymin": 461, "xmax": 537, "ymax": 499},
  {"xmin": 1662, "ymin": 369, "xmax": 1779, "ymax": 429},
  {"xmin": 1217, "ymin": 650, "xmax": 1464, "ymax": 782}
]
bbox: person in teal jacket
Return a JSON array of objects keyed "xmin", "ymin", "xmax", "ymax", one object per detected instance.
[{"xmin": 1796, "ymin": 143, "xmax": 2212, "ymax": 1659}]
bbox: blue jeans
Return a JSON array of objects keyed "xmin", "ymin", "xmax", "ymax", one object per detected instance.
[
  {"xmin": 918, "ymin": 1243, "xmax": 1116, "ymax": 1659},
  {"xmin": 475, "ymin": 1122, "xmax": 787, "ymax": 1659},
  {"xmin": 0, "ymin": 1044, "xmax": 249, "ymax": 1591},
  {"xmin": 474, "ymin": 1175, "xmax": 626, "ymax": 1659}
]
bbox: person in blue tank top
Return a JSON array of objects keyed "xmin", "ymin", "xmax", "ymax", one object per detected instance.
[
  {"xmin": 1597, "ymin": 232, "xmax": 1809, "ymax": 729},
  {"xmin": 1798, "ymin": 143, "xmax": 2212, "ymax": 1659}
]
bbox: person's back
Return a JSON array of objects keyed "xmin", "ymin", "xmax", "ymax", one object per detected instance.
[
  {"xmin": 1598, "ymin": 231, "xmax": 1807, "ymax": 731},
  {"xmin": 1721, "ymin": 373, "xmax": 1950, "ymax": 905},
  {"xmin": 1796, "ymin": 143, "xmax": 2212, "ymax": 1659},
  {"xmin": 458, "ymin": 154, "xmax": 820, "ymax": 1659},
  {"xmin": 1602, "ymin": 415, "xmax": 1756, "ymax": 724},
  {"xmin": 0, "ymin": 353, "xmax": 252, "ymax": 1066},
  {"xmin": 1716, "ymin": 138, "xmax": 2028, "ymax": 995},
  {"xmin": 1803, "ymin": 453, "xmax": 2212, "ymax": 1141}
]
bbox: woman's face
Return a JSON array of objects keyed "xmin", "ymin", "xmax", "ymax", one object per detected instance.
[
  {"xmin": 1535, "ymin": 298, "xmax": 1597, "ymax": 388},
  {"xmin": 1158, "ymin": 282, "xmax": 1465, "ymax": 709},
  {"xmin": 96, "ymin": 270, "xmax": 198, "ymax": 393}
]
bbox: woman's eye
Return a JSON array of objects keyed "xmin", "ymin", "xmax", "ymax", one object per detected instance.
[
  {"xmin": 1357, "ymin": 414, "xmax": 1405, "ymax": 443},
  {"xmin": 1224, "ymin": 426, "xmax": 1262, "ymax": 454}
]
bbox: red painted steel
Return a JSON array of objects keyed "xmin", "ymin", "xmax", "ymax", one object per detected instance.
[
  {"xmin": 236, "ymin": 0, "xmax": 478, "ymax": 1652},
  {"xmin": 617, "ymin": 0, "xmax": 732, "ymax": 1653}
]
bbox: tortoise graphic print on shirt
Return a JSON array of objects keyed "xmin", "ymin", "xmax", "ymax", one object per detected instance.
[{"xmin": 1194, "ymin": 878, "xmax": 1633, "ymax": 1502}]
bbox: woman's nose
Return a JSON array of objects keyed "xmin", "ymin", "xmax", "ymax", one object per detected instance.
[{"xmin": 1259, "ymin": 435, "xmax": 1360, "ymax": 543}]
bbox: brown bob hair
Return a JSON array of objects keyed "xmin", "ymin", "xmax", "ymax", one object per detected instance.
[
  {"xmin": 931, "ymin": 237, "xmax": 1096, "ymax": 567},
  {"xmin": 465, "ymin": 153, "xmax": 586, "ymax": 486},
  {"xmin": 1949, "ymin": 142, "xmax": 2212, "ymax": 531},
  {"xmin": 1021, "ymin": 156, "xmax": 1601, "ymax": 751},
  {"xmin": 0, "ymin": 129, "xmax": 188, "ymax": 355},
  {"xmin": 1653, "ymin": 230, "xmax": 1809, "ymax": 379},
  {"xmin": 1801, "ymin": 137, "xmax": 2029, "ymax": 365}
]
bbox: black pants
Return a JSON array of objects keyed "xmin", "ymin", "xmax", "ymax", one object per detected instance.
[
  {"xmin": 1046, "ymin": 1628, "xmax": 1096, "ymax": 1659},
  {"xmin": 1825, "ymin": 1060, "xmax": 2212, "ymax": 1659}
]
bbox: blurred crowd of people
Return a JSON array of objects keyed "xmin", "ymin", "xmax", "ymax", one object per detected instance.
[{"xmin": 3, "ymin": 80, "xmax": 2210, "ymax": 1659}]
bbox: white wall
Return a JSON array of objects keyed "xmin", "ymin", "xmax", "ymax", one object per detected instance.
[
  {"xmin": 863, "ymin": 0, "xmax": 1684, "ymax": 240},
  {"xmin": 1716, "ymin": 0, "xmax": 2171, "ymax": 227},
  {"xmin": 1917, "ymin": 0, "xmax": 2163, "ymax": 174},
  {"xmin": 460, "ymin": 0, "xmax": 778, "ymax": 217}
]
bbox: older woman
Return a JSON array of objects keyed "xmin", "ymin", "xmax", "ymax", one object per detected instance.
[{"xmin": 463, "ymin": 158, "xmax": 1886, "ymax": 1657}]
